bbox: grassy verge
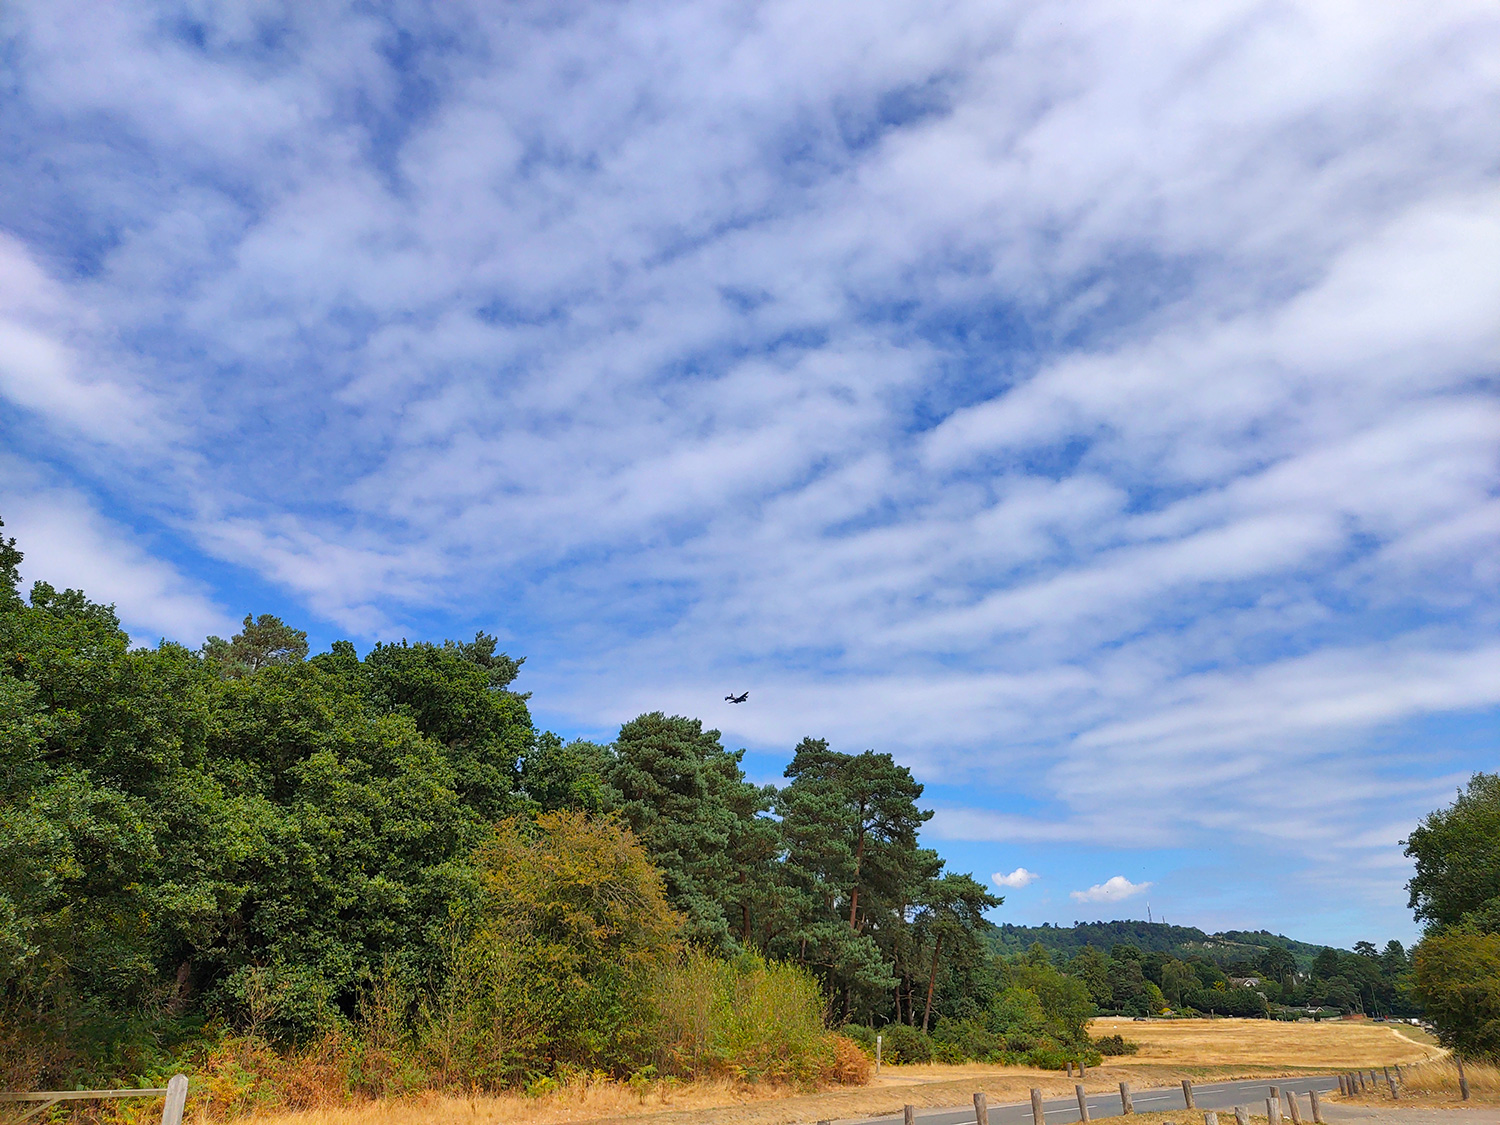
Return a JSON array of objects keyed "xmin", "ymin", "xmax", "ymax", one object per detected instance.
[{"xmin": 1332, "ymin": 1057, "xmax": 1500, "ymax": 1107}]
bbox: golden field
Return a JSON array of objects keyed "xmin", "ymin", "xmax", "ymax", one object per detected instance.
[
  {"xmin": 222, "ymin": 1018, "xmax": 1448, "ymax": 1125},
  {"xmin": 1088, "ymin": 1017, "xmax": 1442, "ymax": 1070}
]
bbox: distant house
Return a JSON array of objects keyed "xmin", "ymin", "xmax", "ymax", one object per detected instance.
[{"xmin": 1228, "ymin": 976, "xmax": 1262, "ymax": 988}]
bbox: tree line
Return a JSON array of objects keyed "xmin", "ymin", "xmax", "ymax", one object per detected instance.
[{"xmin": 0, "ymin": 520, "xmax": 1008, "ymax": 1092}]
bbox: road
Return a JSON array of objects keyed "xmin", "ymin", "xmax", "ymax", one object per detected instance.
[{"xmin": 849, "ymin": 1075, "xmax": 1344, "ymax": 1125}]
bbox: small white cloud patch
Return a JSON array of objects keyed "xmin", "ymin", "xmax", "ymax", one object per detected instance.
[
  {"xmin": 1071, "ymin": 876, "xmax": 1151, "ymax": 903},
  {"xmin": 992, "ymin": 867, "xmax": 1038, "ymax": 889}
]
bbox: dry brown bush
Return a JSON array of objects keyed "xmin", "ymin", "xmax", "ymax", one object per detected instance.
[{"xmin": 821, "ymin": 1034, "xmax": 874, "ymax": 1086}]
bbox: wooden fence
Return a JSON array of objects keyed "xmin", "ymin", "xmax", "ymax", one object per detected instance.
[{"xmin": 0, "ymin": 1074, "xmax": 188, "ymax": 1125}]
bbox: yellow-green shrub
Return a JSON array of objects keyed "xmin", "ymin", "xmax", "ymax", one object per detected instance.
[{"xmin": 650, "ymin": 949, "xmax": 847, "ymax": 1085}]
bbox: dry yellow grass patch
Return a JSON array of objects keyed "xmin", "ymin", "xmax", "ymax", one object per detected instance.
[
  {"xmin": 230, "ymin": 1020, "xmax": 1449, "ymax": 1125},
  {"xmin": 1335, "ymin": 1058, "xmax": 1500, "ymax": 1107},
  {"xmin": 1091, "ymin": 1019, "xmax": 1443, "ymax": 1069}
]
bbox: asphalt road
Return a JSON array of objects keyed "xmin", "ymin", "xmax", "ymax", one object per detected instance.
[{"xmin": 850, "ymin": 1074, "xmax": 1344, "ymax": 1125}]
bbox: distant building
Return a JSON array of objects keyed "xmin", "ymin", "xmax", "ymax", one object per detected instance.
[{"xmin": 1228, "ymin": 976, "xmax": 1262, "ymax": 988}]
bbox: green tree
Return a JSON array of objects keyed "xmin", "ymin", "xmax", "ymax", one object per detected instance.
[
  {"xmin": 778, "ymin": 740, "xmax": 931, "ymax": 933},
  {"xmin": 609, "ymin": 713, "xmax": 771, "ymax": 951},
  {"xmin": 1160, "ymin": 959, "xmax": 1198, "ymax": 1008},
  {"xmin": 914, "ymin": 873, "xmax": 1002, "ymax": 1031},
  {"xmin": 1411, "ymin": 926, "xmax": 1500, "ymax": 1059},
  {"xmin": 777, "ymin": 739, "xmax": 934, "ymax": 1019},
  {"xmin": 1008, "ymin": 957, "xmax": 1095, "ymax": 1049},
  {"xmin": 203, "ymin": 613, "xmax": 309, "ymax": 677},
  {"xmin": 359, "ymin": 633, "xmax": 532, "ymax": 819},
  {"xmin": 1066, "ymin": 947, "xmax": 1113, "ymax": 1008},
  {"xmin": 1405, "ymin": 774, "xmax": 1500, "ymax": 932},
  {"xmin": 521, "ymin": 735, "xmax": 619, "ymax": 813},
  {"xmin": 1258, "ymin": 943, "xmax": 1297, "ymax": 989}
]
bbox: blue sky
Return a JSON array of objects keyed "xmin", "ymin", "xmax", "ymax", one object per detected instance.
[{"xmin": 2, "ymin": 1, "xmax": 1498, "ymax": 948}]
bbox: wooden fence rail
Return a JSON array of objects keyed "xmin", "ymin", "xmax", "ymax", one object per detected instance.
[{"xmin": 0, "ymin": 1075, "xmax": 188, "ymax": 1125}]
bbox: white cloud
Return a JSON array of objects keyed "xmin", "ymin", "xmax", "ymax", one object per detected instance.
[
  {"xmin": 1071, "ymin": 876, "xmax": 1153, "ymax": 905},
  {"xmin": 0, "ymin": 0, "xmax": 1496, "ymax": 941},
  {"xmin": 0, "ymin": 472, "xmax": 235, "ymax": 646},
  {"xmin": 993, "ymin": 868, "xmax": 1039, "ymax": 889}
]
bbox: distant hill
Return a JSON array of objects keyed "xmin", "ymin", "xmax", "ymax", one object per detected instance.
[{"xmin": 990, "ymin": 920, "xmax": 1332, "ymax": 969}]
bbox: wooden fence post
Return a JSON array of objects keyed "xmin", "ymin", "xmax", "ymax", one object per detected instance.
[
  {"xmin": 1267, "ymin": 1096, "xmax": 1281, "ymax": 1125},
  {"xmin": 1076, "ymin": 1084, "xmax": 1091, "ymax": 1123},
  {"xmin": 1033, "ymin": 1088, "xmax": 1046, "ymax": 1125},
  {"xmin": 904, "ymin": 1104, "xmax": 916, "ymax": 1125},
  {"xmin": 1285, "ymin": 1090, "xmax": 1302, "ymax": 1124},
  {"xmin": 876, "ymin": 1035, "xmax": 882, "ymax": 1074},
  {"xmin": 1182, "ymin": 1080, "xmax": 1195, "ymax": 1109},
  {"xmin": 1456, "ymin": 1055, "xmax": 1470, "ymax": 1101},
  {"xmin": 1120, "ymin": 1082, "xmax": 1133, "ymax": 1115},
  {"xmin": 162, "ymin": 1075, "xmax": 189, "ymax": 1125},
  {"xmin": 1309, "ymin": 1089, "xmax": 1323, "ymax": 1124},
  {"xmin": 1234, "ymin": 1105, "xmax": 1250, "ymax": 1125},
  {"xmin": 975, "ymin": 1091, "xmax": 989, "ymax": 1125},
  {"xmin": 1204, "ymin": 1112, "xmax": 1219, "ymax": 1125}
]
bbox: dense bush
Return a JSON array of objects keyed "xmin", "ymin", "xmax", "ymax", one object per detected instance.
[
  {"xmin": 877, "ymin": 1022, "xmax": 933, "ymax": 1064},
  {"xmin": 1183, "ymin": 987, "xmax": 1268, "ymax": 1017},
  {"xmin": 651, "ymin": 948, "xmax": 847, "ymax": 1083},
  {"xmin": 932, "ymin": 1017, "xmax": 1003, "ymax": 1062},
  {"xmin": 1092, "ymin": 1034, "xmax": 1140, "ymax": 1055}
]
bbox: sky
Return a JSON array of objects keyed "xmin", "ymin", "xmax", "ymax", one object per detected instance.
[{"xmin": 1, "ymin": 0, "xmax": 1497, "ymax": 949}]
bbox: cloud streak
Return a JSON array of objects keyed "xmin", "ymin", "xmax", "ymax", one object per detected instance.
[{"xmin": 0, "ymin": 0, "xmax": 1496, "ymax": 943}]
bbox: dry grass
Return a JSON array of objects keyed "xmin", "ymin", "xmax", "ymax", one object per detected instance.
[
  {"xmin": 1089, "ymin": 1019, "xmax": 1444, "ymax": 1070},
  {"xmin": 221, "ymin": 1019, "xmax": 1450, "ymax": 1125},
  {"xmin": 1335, "ymin": 1058, "xmax": 1500, "ymax": 1108}
]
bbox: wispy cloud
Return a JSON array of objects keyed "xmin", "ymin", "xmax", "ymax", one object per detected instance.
[{"xmin": 0, "ymin": 0, "xmax": 1496, "ymax": 943}]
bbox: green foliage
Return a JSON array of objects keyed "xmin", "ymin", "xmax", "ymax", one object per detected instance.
[
  {"xmin": 931, "ymin": 1016, "xmax": 1003, "ymax": 1062},
  {"xmin": 1406, "ymin": 775, "xmax": 1500, "ymax": 1057},
  {"xmin": 1411, "ymin": 925, "xmax": 1500, "ymax": 1060},
  {"xmin": 650, "ymin": 949, "xmax": 837, "ymax": 1082},
  {"xmin": 1092, "ymin": 1034, "xmax": 1139, "ymax": 1055},
  {"xmin": 993, "ymin": 920, "xmax": 1326, "ymax": 970},
  {"xmin": 1007, "ymin": 960, "xmax": 1093, "ymax": 1047},
  {"xmin": 521, "ymin": 735, "xmax": 618, "ymax": 814},
  {"xmin": 436, "ymin": 810, "xmax": 683, "ymax": 1084},
  {"xmin": 203, "ymin": 614, "xmax": 309, "ymax": 677},
  {"xmin": 1406, "ymin": 773, "xmax": 1500, "ymax": 932},
  {"xmin": 610, "ymin": 713, "xmax": 774, "ymax": 952},
  {"xmin": 876, "ymin": 1021, "xmax": 932, "ymax": 1064},
  {"xmin": 1183, "ymin": 987, "xmax": 1268, "ymax": 1017},
  {"xmin": 0, "ymin": 563, "xmax": 540, "ymax": 1083}
]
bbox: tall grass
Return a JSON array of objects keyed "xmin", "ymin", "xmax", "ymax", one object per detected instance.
[{"xmin": 1397, "ymin": 1056, "xmax": 1500, "ymax": 1100}]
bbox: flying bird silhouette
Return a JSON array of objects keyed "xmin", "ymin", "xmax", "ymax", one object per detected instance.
[{"xmin": 725, "ymin": 691, "xmax": 749, "ymax": 704}]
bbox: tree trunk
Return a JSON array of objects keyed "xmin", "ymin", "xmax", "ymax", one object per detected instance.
[
  {"xmin": 922, "ymin": 933, "xmax": 943, "ymax": 1033},
  {"xmin": 849, "ymin": 818, "xmax": 866, "ymax": 929}
]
